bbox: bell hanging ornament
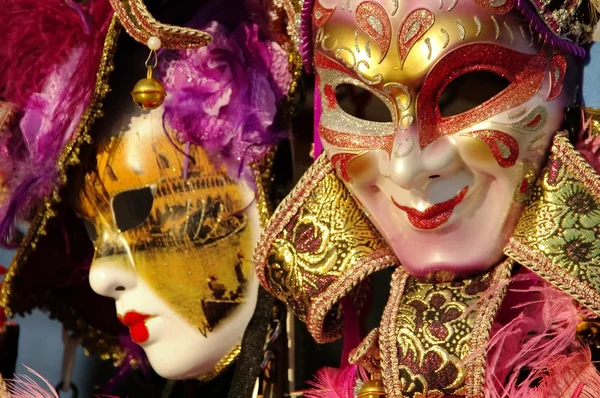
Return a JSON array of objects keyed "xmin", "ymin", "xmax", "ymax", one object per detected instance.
[
  {"xmin": 131, "ymin": 36, "xmax": 166, "ymax": 110},
  {"xmin": 357, "ymin": 379, "xmax": 386, "ymax": 398}
]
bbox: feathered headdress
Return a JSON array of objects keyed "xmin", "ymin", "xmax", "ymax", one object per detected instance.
[{"xmin": 0, "ymin": 0, "xmax": 299, "ymax": 385}]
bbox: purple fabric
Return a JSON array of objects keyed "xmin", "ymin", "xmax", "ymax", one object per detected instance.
[
  {"xmin": 314, "ymin": 81, "xmax": 323, "ymax": 158},
  {"xmin": 515, "ymin": 0, "xmax": 586, "ymax": 58},
  {"xmin": 0, "ymin": 1, "xmax": 112, "ymax": 247},
  {"xmin": 340, "ymin": 296, "xmax": 360, "ymax": 369},
  {"xmin": 160, "ymin": 21, "xmax": 292, "ymax": 179},
  {"xmin": 99, "ymin": 335, "xmax": 151, "ymax": 393},
  {"xmin": 300, "ymin": 0, "xmax": 316, "ymax": 73}
]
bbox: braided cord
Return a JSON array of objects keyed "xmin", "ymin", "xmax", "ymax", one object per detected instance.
[{"xmin": 108, "ymin": 0, "xmax": 212, "ymax": 49}]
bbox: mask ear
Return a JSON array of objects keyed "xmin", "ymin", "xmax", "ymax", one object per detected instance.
[{"xmin": 547, "ymin": 54, "xmax": 567, "ymax": 101}]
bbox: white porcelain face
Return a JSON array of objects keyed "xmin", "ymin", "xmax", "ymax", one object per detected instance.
[
  {"xmin": 76, "ymin": 105, "xmax": 261, "ymax": 380},
  {"xmin": 89, "ymin": 263, "xmax": 259, "ymax": 379},
  {"xmin": 314, "ymin": 0, "xmax": 572, "ymax": 280}
]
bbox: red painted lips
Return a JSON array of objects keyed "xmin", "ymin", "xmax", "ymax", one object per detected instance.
[
  {"xmin": 118, "ymin": 311, "xmax": 152, "ymax": 344},
  {"xmin": 392, "ymin": 186, "xmax": 469, "ymax": 230}
]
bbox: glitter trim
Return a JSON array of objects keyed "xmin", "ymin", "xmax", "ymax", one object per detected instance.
[
  {"xmin": 397, "ymin": 9, "xmax": 435, "ymax": 67},
  {"xmin": 355, "ymin": 1, "xmax": 392, "ymax": 64}
]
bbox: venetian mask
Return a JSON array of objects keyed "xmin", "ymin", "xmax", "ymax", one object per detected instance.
[
  {"xmin": 72, "ymin": 101, "xmax": 261, "ymax": 380},
  {"xmin": 314, "ymin": 0, "xmax": 574, "ymax": 280}
]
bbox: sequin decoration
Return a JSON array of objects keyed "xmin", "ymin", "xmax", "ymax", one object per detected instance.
[
  {"xmin": 320, "ymin": 126, "xmax": 394, "ymax": 153},
  {"xmin": 398, "ymin": 9, "xmax": 435, "ymax": 67},
  {"xmin": 547, "ymin": 54, "xmax": 567, "ymax": 101},
  {"xmin": 506, "ymin": 134, "xmax": 600, "ymax": 316},
  {"xmin": 506, "ymin": 106, "xmax": 548, "ymax": 133},
  {"xmin": 379, "ymin": 261, "xmax": 513, "ymax": 397},
  {"xmin": 467, "ymin": 130, "xmax": 519, "ymax": 168},
  {"xmin": 254, "ymin": 155, "xmax": 394, "ymax": 342},
  {"xmin": 472, "ymin": 0, "xmax": 514, "ymax": 15},
  {"xmin": 417, "ymin": 44, "xmax": 546, "ymax": 149},
  {"xmin": 324, "ymin": 84, "xmax": 337, "ymax": 109},
  {"xmin": 313, "ymin": 0, "xmax": 336, "ymax": 27},
  {"xmin": 356, "ymin": 1, "xmax": 392, "ymax": 64}
]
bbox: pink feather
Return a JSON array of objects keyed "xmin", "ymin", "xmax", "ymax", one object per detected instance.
[
  {"xmin": 485, "ymin": 269, "xmax": 598, "ymax": 397},
  {"xmin": 303, "ymin": 365, "xmax": 358, "ymax": 398},
  {"xmin": 575, "ymin": 107, "xmax": 600, "ymax": 173},
  {"xmin": 5, "ymin": 366, "xmax": 59, "ymax": 398}
]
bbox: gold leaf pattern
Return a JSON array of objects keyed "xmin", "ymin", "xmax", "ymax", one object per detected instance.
[
  {"xmin": 255, "ymin": 155, "xmax": 393, "ymax": 341},
  {"xmin": 506, "ymin": 134, "xmax": 600, "ymax": 314}
]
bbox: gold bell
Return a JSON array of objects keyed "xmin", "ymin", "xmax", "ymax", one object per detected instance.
[
  {"xmin": 131, "ymin": 67, "xmax": 166, "ymax": 111},
  {"xmin": 357, "ymin": 379, "xmax": 386, "ymax": 398}
]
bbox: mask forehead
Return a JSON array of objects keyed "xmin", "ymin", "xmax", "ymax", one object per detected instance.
[
  {"xmin": 96, "ymin": 108, "xmax": 188, "ymax": 196},
  {"xmin": 315, "ymin": 0, "xmax": 535, "ymax": 86}
]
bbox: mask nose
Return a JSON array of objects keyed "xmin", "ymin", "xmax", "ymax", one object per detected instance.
[
  {"xmin": 389, "ymin": 131, "xmax": 463, "ymax": 191},
  {"xmin": 88, "ymin": 234, "xmax": 137, "ymax": 298}
]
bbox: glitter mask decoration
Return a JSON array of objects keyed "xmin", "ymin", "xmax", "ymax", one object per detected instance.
[
  {"xmin": 72, "ymin": 105, "xmax": 261, "ymax": 380},
  {"xmin": 313, "ymin": 0, "xmax": 573, "ymax": 280}
]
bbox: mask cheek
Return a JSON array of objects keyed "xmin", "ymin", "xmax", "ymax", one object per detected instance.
[
  {"xmin": 346, "ymin": 151, "xmax": 380, "ymax": 184},
  {"xmin": 456, "ymin": 136, "xmax": 508, "ymax": 174}
]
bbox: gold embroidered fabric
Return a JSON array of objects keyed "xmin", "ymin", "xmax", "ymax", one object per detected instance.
[
  {"xmin": 255, "ymin": 154, "xmax": 396, "ymax": 342},
  {"xmin": 378, "ymin": 262, "xmax": 512, "ymax": 398},
  {"xmin": 584, "ymin": 107, "xmax": 600, "ymax": 137},
  {"xmin": 506, "ymin": 134, "xmax": 600, "ymax": 316}
]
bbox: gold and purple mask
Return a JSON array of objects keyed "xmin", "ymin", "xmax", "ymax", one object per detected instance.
[{"xmin": 73, "ymin": 103, "xmax": 263, "ymax": 380}]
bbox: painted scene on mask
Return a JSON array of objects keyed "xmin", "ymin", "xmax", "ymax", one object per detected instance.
[{"xmin": 73, "ymin": 108, "xmax": 257, "ymax": 343}]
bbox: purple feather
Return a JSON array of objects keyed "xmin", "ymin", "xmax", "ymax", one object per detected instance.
[{"xmin": 159, "ymin": 21, "xmax": 291, "ymax": 179}]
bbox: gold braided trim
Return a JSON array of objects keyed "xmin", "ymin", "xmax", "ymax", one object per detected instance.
[
  {"xmin": 0, "ymin": 16, "xmax": 123, "ymax": 363},
  {"xmin": 108, "ymin": 0, "xmax": 212, "ymax": 49},
  {"xmin": 379, "ymin": 267, "xmax": 409, "ymax": 397},
  {"xmin": 196, "ymin": 344, "xmax": 241, "ymax": 382},
  {"xmin": 583, "ymin": 106, "xmax": 600, "ymax": 137},
  {"xmin": 275, "ymin": 0, "xmax": 303, "ymax": 53},
  {"xmin": 465, "ymin": 260, "xmax": 513, "ymax": 397},
  {"xmin": 307, "ymin": 247, "xmax": 397, "ymax": 343}
]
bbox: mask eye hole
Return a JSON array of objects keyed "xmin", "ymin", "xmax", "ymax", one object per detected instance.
[
  {"xmin": 335, "ymin": 84, "xmax": 394, "ymax": 123},
  {"xmin": 112, "ymin": 186, "xmax": 155, "ymax": 232},
  {"xmin": 438, "ymin": 71, "xmax": 510, "ymax": 118}
]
